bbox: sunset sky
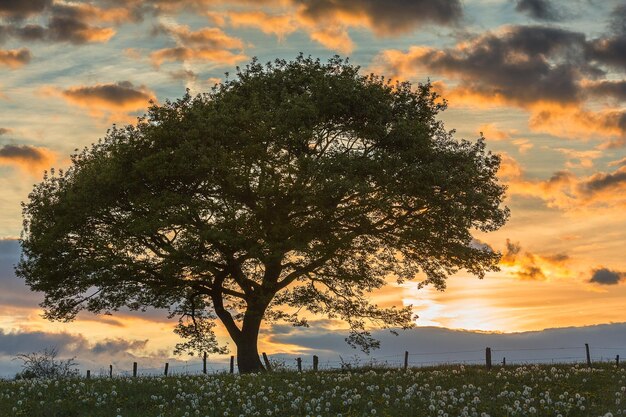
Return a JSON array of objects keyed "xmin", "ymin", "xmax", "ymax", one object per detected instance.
[{"xmin": 1, "ymin": 0, "xmax": 625, "ymax": 375}]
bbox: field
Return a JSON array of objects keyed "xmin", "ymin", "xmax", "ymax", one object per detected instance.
[{"xmin": 0, "ymin": 363, "xmax": 623, "ymax": 417}]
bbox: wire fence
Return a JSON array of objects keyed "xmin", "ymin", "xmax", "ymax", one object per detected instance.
[{"xmin": 77, "ymin": 344, "xmax": 625, "ymax": 378}]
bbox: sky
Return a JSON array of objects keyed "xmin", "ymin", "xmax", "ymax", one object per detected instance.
[{"xmin": 0, "ymin": 0, "xmax": 625, "ymax": 375}]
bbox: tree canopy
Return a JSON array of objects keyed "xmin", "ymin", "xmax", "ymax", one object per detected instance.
[{"xmin": 17, "ymin": 55, "xmax": 509, "ymax": 373}]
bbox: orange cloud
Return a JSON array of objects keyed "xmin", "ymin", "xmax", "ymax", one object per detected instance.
[
  {"xmin": 160, "ymin": 25, "xmax": 244, "ymax": 49},
  {"xmin": 500, "ymin": 152, "xmax": 626, "ymax": 211},
  {"xmin": 0, "ymin": 144, "xmax": 56, "ymax": 175},
  {"xmin": 227, "ymin": 11, "xmax": 298, "ymax": 40},
  {"xmin": 499, "ymin": 239, "xmax": 570, "ymax": 281},
  {"xmin": 554, "ymin": 148, "xmax": 602, "ymax": 169},
  {"xmin": 0, "ymin": 49, "xmax": 31, "ymax": 69},
  {"xmin": 477, "ymin": 124, "xmax": 533, "ymax": 153},
  {"xmin": 150, "ymin": 47, "xmax": 248, "ymax": 68},
  {"xmin": 308, "ymin": 26, "xmax": 354, "ymax": 54},
  {"xmin": 150, "ymin": 25, "xmax": 247, "ymax": 67},
  {"xmin": 60, "ymin": 3, "xmax": 137, "ymax": 24},
  {"xmin": 478, "ymin": 123, "xmax": 517, "ymax": 141}
]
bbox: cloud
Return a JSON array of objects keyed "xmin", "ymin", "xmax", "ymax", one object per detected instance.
[
  {"xmin": 168, "ymin": 69, "xmax": 198, "ymax": 82},
  {"xmin": 589, "ymin": 268, "xmax": 626, "ymax": 285},
  {"xmin": 376, "ymin": 26, "xmax": 591, "ymax": 106},
  {"xmin": 609, "ymin": 156, "xmax": 626, "ymax": 168},
  {"xmin": 500, "ymin": 153, "xmax": 626, "ymax": 210},
  {"xmin": 308, "ymin": 26, "xmax": 354, "ymax": 54},
  {"xmin": 0, "ymin": 2, "xmax": 132, "ymax": 45},
  {"xmin": 150, "ymin": 25, "xmax": 247, "ymax": 67},
  {"xmin": 0, "ymin": 48, "xmax": 31, "ymax": 68},
  {"xmin": 0, "ymin": 330, "xmax": 83, "ymax": 357},
  {"xmin": 91, "ymin": 338, "xmax": 148, "ymax": 355},
  {"xmin": 150, "ymin": 47, "xmax": 247, "ymax": 68},
  {"xmin": 57, "ymin": 81, "xmax": 156, "ymax": 115},
  {"xmin": 154, "ymin": 25, "xmax": 244, "ymax": 49},
  {"xmin": 0, "ymin": 128, "xmax": 10, "ymax": 135},
  {"xmin": 580, "ymin": 165, "xmax": 626, "ymax": 194},
  {"xmin": 515, "ymin": 0, "xmax": 561, "ymax": 21},
  {"xmin": 373, "ymin": 24, "xmax": 626, "ymax": 145},
  {"xmin": 226, "ymin": 11, "xmax": 299, "ymax": 40},
  {"xmin": 584, "ymin": 80, "xmax": 626, "ymax": 102},
  {"xmin": 499, "ymin": 239, "xmax": 570, "ymax": 281},
  {"xmin": 294, "ymin": 0, "xmax": 462, "ymax": 37},
  {"xmin": 587, "ymin": 36, "xmax": 626, "ymax": 72},
  {"xmin": 0, "ymin": 0, "xmax": 52, "ymax": 19},
  {"xmin": 0, "ymin": 144, "xmax": 55, "ymax": 174},
  {"xmin": 554, "ymin": 147, "xmax": 602, "ymax": 169}
]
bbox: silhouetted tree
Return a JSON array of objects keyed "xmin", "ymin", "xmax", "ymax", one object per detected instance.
[{"xmin": 17, "ymin": 56, "xmax": 509, "ymax": 373}]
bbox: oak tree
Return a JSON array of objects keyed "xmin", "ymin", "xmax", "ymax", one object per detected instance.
[{"xmin": 17, "ymin": 56, "xmax": 509, "ymax": 373}]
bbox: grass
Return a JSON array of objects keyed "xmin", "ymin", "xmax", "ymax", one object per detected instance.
[{"xmin": 0, "ymin": 363, "xmax": 623, "ymax": 416}]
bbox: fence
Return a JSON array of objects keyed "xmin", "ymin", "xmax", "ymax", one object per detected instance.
[{"xmin": 82, "ymin": 343, "xmax": 625, "ymax": 378}]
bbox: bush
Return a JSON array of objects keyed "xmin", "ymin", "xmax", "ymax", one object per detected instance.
[{"xmin": 14, "ymin": 347, "xmax": 79, "ymax": 379}]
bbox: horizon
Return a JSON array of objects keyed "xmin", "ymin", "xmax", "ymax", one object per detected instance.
[{"xmin": 1, "ymin": 0, "xmax": 626, "ymax": 377}]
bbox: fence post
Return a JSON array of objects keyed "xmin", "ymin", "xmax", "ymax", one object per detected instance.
[
  {"xmin": 109, "ymin": 364, "xmax": 113, "ymax": 378},
  {"xmin": 485, "ymin": 347, "xmax": 492, "ymax": 370},
  {"xmin": 585, "ymin": 343, "xmax": 592, "ymax": 368},
  {"xmin": 617, "ymin": 355, "xmax": 620, "ymax": 367},
  {"xmin": 297, "ymin": 357, "xmax": 302, "ymax": 372},
  {"xmin": 404, "ymin": 351, "xmax": 409, "ymax": 371},
  {"xmin": 502, "ymin": 357, "xmax": 506, "ymax": 367},
  {"xmin": 133, "ymin": 362, "xmax": 138, "ymax": 377},
  {"xmin": 203, "ymin": 352, "xmax": 207, "ymax": 374},
  {"xmin": 230, "ymin": 356, "xmax": 235, "ymax": 374},
  {"xmin": 262, "ymin": 352, "xmax": 272, "ymax": 371},
  {"xmin": 86, "ymin": 370, "xmax": 90, "ymax": 379},
  {"xmin": 313, "ymin": 355, "xmax": 319, "ymax": 371},
  {"xmin": 164, "ymin": 363, "xmax": 169, "ymax": 376}
]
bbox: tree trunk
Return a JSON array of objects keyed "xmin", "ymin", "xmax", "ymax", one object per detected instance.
[
  {"xmin": 235, "ymin": 303, "xmax": 267, "ymax": 374},
  {"xmin": 236, "ymin": 333, "xmax": 264, "ymax": 373}
]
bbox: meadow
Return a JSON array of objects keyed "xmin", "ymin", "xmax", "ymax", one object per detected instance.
[{"xmin": 0, "ymin": 363, "xmax": 623, "ymax": 417}]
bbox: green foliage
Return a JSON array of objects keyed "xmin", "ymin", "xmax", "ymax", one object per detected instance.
[{"xmin": 17, "ymin": 55, "xmax": 509, "ymax": 366}]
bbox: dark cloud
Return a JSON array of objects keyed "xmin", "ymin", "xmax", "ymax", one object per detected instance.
[
  {"xmin": 46, "ymin": 16, "xmax": 114, "ymax": 44},
  {"xmin": 586, "ymin": 80, "xmax": 626, "ymax": 102},
  {"xmin": 1, "ymin": 2, "xmax": 121, "ymax": 45},
  {"xmin": 60, "ymin": 81, "xmax": 155, "ymax": 111},
  {"xmin": 589, "ymin": 268, "xmax": 626, "ymax": 285},
  {"xmin": 586, "ymin": 4, "xmax": 626, "ymax": 72},
  {"xmin": 296, "ymin": 0, "xmax": 463, "ymax": 35},
  {"xmin": 515, "ymin": 0, "xmax": 561, "ymax": 21},
  {"xmin": 403, "ymin": 26, "xmax": 591, "ymax": 106},
  {"xmin": 0, "ymin": 0, "xmax": 52, "ymax": 19},
  {"xmin": 91, "ymin": 338, "xmax": 148, "ymax": 355},
  {"xmin": 587, "ymin": 35, "xmax": 626, "ymax": 71},
  {"xmin": 0, "ymin": 48, "xmax": 31, "ymax": 68},
  {"xmin": 0, "ymin": 239, "xmax": 45, "ymax": 309},
  {"xmin": 581, "ymin": 166, "xmax": 626, "ymax": 193},
  {"xmin": 608, "ymin": 3, "xmax": 626, "ymax": 35},
  {"xmin": 8, "ymin": 24, "xmax": 45, "ymax": 41},
  {"xmin": 0, "ymin": 330, "xmax": 82, "ymax": 356},
  {"xmin": 0, "ymin": 144, "xmax": 47, "ymax": 161}
]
